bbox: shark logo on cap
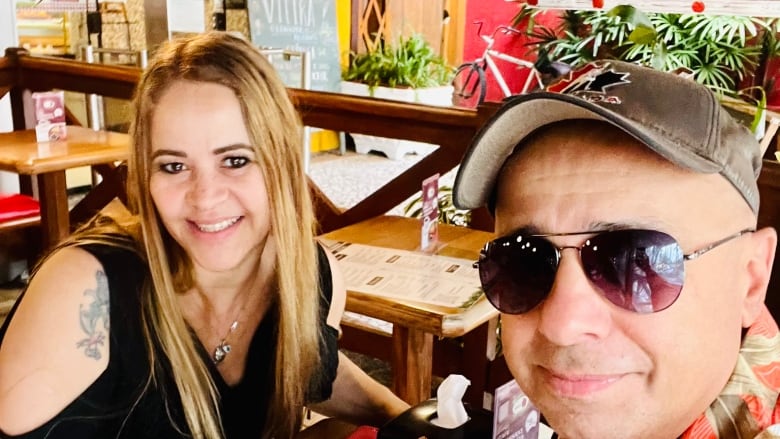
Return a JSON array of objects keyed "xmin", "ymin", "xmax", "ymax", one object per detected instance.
[{"xmin": 547, "ymin": 61, "xmax": 631, "ymax": 104}]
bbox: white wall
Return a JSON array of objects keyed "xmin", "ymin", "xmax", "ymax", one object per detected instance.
[{"xmin": 0, "ymin": 1, "xmax": 19, "ymax": 193}]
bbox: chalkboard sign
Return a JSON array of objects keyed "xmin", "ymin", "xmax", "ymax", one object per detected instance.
[{"xmin": 247, "ymin": 0, "xmax": 341, "ymax": 92}]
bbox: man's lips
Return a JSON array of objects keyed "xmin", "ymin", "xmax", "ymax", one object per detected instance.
[{"xmin": 541, "ymin": 367, "xmax": 627, "ymax": 398}]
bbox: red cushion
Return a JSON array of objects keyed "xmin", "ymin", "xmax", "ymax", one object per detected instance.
[{"xmin": 0, "ymin": 193, "xmax": 41, "ymax": 222}]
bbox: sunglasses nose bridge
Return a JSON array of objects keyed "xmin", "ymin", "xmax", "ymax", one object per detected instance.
[
  {"xmin": 554, "ymin": 245, "xmax": 585, "ymax": 265},
  {"xmin": 544, "ymin": 244, "xmax": 591, "ymax": 294},
  {"xmin": 556, "ymin": 244, "xmax": 584, "ymax": 253}
]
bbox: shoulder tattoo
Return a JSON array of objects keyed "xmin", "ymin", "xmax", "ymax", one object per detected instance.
[{"xmin": 76, "ymin": 270, "xmax": 110, "ymax": 360}]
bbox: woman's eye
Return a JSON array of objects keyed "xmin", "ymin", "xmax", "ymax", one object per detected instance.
[
  {"xmin": 160, "ymin": 162, "xmax": 186, "ymax": 174},
  {"xmin": 223, "ymin": 156, "xmax": 250, "ymax": 168}
]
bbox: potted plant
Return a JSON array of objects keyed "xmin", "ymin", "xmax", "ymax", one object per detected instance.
[
  {"xmin": 342, "ymin": 33, "xmax": 454, "ymax": 104},
  {"xmin": 341, "ymin": 34, "xmax": 455, "ymax": 159}
]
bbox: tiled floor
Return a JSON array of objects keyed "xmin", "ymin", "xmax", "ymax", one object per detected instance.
[{"xmin": 307, "ymin": 145, "xmax": 457, "ymax": 215}]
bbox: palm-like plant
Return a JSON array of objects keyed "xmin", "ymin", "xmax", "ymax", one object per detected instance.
[
  {"xmin": 403, "ymin": 186, "xmax": 471, "ymax": 227},
  {"xmin": 516, "ymin": 5, "xmax": 777, "ymax": 96}
]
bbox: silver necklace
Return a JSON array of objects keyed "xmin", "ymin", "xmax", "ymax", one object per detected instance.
[{"xmin": 213, "ymin": 319, "xmax": 239, "ymax": 365}]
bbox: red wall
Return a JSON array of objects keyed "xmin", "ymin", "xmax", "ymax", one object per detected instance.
[{"xmin": 462, "ymin": 0, "xmax": 553, "ymax": 102}]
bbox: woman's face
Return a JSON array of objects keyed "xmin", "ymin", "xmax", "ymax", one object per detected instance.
[{"xmin": 148, "ymin": 80, "xmax": 272, "ymax": 275}]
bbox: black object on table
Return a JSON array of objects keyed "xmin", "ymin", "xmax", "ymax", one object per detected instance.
[{"xmin": 378, "ymin": 398, "xmax": 493, "ymax": 439}]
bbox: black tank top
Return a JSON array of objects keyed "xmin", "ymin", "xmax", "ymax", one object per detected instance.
[{"xmin": 0, "ymin": 243, "xmax": 339, "ymax": 438}]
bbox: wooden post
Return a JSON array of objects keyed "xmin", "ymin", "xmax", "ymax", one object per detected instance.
[{"xmin": 443, "ymin": 0, "xmax": 467, "ymax": 65}]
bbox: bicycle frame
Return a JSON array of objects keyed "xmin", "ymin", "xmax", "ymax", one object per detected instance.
[{"xmin": 477, "ymin": 27, "xmax": 540, "ymax": 97}]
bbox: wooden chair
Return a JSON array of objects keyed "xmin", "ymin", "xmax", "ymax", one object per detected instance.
[{"xmin": 0, "ymin": 193, "xmax": 40, "ymax": 287}]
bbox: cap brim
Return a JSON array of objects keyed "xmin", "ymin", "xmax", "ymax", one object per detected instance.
[{"xmin": 453, "ymin": 92, "xmax": 722, "ymax": 210}]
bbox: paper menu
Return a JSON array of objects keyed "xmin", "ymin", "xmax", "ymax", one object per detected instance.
[{"xmin": 320, "ymin": 239, "xmax": 483, "ymax": 310}]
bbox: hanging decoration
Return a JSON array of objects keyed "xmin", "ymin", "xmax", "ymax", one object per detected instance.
[{"xmin": 508, "ymin": 0, "xmax": 780, "ymax": 17}]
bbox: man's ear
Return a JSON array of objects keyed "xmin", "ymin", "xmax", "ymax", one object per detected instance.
[{"xmin": 742, "ymin": 227, "xmax": 778, "ymax": 327}]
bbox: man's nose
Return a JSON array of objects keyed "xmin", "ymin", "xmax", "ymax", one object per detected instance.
[{"xmin": 536, "ymin": 248, "xmax": 613, "ymax": 346}]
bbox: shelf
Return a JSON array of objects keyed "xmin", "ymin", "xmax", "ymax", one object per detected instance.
[{"xmin": 16, "ymin": 10, "xmax": 69, "ymax": 56}]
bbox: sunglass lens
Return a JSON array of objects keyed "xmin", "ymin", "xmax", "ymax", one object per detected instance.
[
  {"xmin": 479, "ymin": 235, "xmax": 558, "ymax": 314},
  {"xmin": 581, "ymin": 230, "xmax": 684, "ymax": 313}
]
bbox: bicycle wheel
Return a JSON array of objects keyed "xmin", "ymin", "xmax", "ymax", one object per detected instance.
[{"xmin": 452, "ymin": 62, "xmax": 486, "ymax": 109}]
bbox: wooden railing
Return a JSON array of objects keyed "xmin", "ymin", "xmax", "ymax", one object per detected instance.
[{"xmin": 0, "ymin": 48, "xmax": 498, "ymax": 234}]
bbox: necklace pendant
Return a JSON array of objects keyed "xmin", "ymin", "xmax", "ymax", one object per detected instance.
[{"xmin": 213, "ymin": 341, "xmax": 231, "ymax": 365}]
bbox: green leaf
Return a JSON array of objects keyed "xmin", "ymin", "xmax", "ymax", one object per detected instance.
[
  {"xmin": 607, "ymin": 4, "xmax": 653, "ymax": 29},
  {"xmin": 629, "ymin": 26, "xmax": 657, "ymax": 46},
  {"xmin": 342, "ymin": 33, "xmax": 454, "ymax": 89},
  {"xmin": 652, "ymin": 43, "xmax": 668, "ymax": 70}
]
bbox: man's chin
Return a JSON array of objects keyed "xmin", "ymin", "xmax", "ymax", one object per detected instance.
[{"xmin": 542, "ymin": 412, "xmax": 683, "ymax": 439}]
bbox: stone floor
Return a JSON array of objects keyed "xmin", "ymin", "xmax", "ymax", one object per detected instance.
[{"xmin": 307, "ymin": 145, "xmax": 457, "ymax": 216}]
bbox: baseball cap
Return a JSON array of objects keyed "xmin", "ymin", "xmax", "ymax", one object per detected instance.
[{"xmin": 452, "ymin": 60, "xmax": 763, "ymax": 214}]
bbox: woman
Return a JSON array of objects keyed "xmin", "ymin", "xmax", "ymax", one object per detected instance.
[{"xmin": 0, "ymin": 32, "xmax": 408, "ymax": 438}]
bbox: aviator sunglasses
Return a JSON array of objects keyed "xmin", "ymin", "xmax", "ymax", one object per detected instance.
[{"xmin": 475, "ymin": 228, "xmax": 755, "ymax": 314}]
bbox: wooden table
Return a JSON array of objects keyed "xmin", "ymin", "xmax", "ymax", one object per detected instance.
[
  {"xmin": 0, "ymin": 126, "xmax": 130, "ymax": 248},
  {"xmin": 318, "ymin": 215, "xmax": 498, "ymax": 404}
]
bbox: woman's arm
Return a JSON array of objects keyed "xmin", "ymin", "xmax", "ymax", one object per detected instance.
[
  {"xmin": 309, "ymin": 352, "xmax": 409, "ymax": 426},
  {"xmin": 312, "ymin": 249, "xmax": 409, "ymax": 426},
  {"xmin": 0, "ymin": 247, "xmax": 111, "ymax": 435}
]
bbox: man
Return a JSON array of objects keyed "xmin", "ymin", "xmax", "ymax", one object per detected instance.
[{"xmin": 453, "ymin": 60, "xmax": 780, "ymax": 438}]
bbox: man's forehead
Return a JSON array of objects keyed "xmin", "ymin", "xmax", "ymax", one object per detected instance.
[{"xmin": 501, "ymin": 127, "xmax": 678, "ymax": 185}]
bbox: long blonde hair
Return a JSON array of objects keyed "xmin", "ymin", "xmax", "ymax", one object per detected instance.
[{"xmin": 127, "ymin": 32, "xmax": 320, "ymax": 438}]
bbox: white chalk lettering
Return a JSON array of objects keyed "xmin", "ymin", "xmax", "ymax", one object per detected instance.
[{"xmin": 261, "ymin": 0, "xmax": 315, "ymax": 26}]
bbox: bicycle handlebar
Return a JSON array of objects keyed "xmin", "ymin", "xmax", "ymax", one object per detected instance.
[
  {"xmin": 495, "ymin": 25, "xmax": 522, "ymax": 36},
  {"xmin": 471, "ymin": 21, "xmax": 524, "ymax": 39}
]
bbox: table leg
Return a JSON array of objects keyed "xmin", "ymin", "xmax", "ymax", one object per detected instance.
[
  {"xmin": 18, "ymin": 175, "xmax": 34, "ymax": 197},
  {"xmin": 391, "ymin": 325, "xmax": 433, "ymax": 405},
  {"xmin": 37, "ymin": 171, "xmax": 70, "ymax": 249},
  {"xmin": 461, "ymin": 322, "xmax": 490, "ymax": 408}
]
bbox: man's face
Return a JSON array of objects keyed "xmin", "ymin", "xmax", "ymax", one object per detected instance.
[{"xmin": 493, "ymin": 122, "xmax": 757, "ymax": 439}]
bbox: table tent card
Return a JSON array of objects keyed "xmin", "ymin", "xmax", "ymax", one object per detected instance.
[
  {"xmin": 493, "ymin": 379, "xmax": 540, "ymax": 439},
  {"xmin": 421, "ymin": 173, "xmax": 440, "ymax": 252},
  {"xmin": 32, "ymin": 90, "xmax": 67, "ymax": 141}
]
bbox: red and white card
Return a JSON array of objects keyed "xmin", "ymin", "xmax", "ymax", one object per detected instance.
[{"xmin": 32, "ymin": 90, "xmax": 67, "ymax": 141}]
